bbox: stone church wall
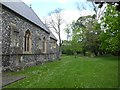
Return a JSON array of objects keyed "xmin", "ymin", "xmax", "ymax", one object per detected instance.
[{"xmin": 1, "ymin": 5, "xmax": 58, "ymax": 71}]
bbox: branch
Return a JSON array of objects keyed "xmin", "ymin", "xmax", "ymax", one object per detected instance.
[
  {"xmin": 97, "ymin": 5, "xmax": 106, "ymax": 19},
  {"xmin": 91, "ymin": 1, "xmax": 98, "ymax": 15}
]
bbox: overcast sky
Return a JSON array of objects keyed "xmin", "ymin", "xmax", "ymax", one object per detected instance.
[{"xmin": 22, "ymin": 0, "xmax": 94, "ymax": 40}]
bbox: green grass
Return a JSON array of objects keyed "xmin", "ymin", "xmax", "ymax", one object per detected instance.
[{"xmin": 4, "ymin": 55, "xmax": 118, "ymax": 88}]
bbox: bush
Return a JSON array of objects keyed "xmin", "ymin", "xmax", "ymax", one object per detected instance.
[
  {"xmin": 62, "ymin": 49, "xmax": 74, "ymax": 55},
  {"xmin": 86, "ymin": 52, "xmax": 95, "ymax": 57}
]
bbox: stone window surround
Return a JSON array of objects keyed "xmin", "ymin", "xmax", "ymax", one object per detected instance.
[
  {"xmin": 38, "ymin": 38, "xmax": 42, "ymax": 50},
  {"xmin": 53, "ymin": 41, "xmax": 56, "ymax": 49},
  {"xmin": 13, "ymin": 31, "xmax": 19, "ymax": 47},
  {"xmin": 23, "ymin": 30, "xmax": 32, "ymax": 54},
  {"xmin": 43, "ymin": 37, "xmax": 47, "ymax": 54},
  {"xmin": 50, "ymin": 41, "xmax": 57, "ymax": 49},
  {"xmin": 10, "ymin": 23, "xmax": 19, "ymax": 47}
]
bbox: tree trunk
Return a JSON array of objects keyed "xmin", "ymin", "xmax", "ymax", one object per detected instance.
[
  {"xmin": 83, "ymin": 50, "xmax": 86, "ymax": 56},
  {"xmin": 94, "ymin": 50, "xmax": 98, "ymax": 56},
  {"xmin": 58, "ymin": 26, "xmax": 62, "ymax": 59}
]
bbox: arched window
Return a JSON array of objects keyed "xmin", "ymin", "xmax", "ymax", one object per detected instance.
[
  {"xmin": 43, "ymin": 37, "xmax": 46, "ymax": 53},
  {"xmin": 24, "ymin": 30, "xmax": 31, "ymax": 52}
]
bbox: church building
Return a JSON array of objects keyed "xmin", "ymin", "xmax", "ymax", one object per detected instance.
[{"xmin": 1, "ymin": 1, "xmax": 59, "ymax": 71}]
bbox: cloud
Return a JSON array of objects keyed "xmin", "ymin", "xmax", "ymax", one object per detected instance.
[
  {"xmin": 57, "ymin": 0, "xmax": 87, "ymax": 3},
  {"xmin": 43, "ymin": 9, "xmax": 94, "ymax": 40},
  {"xmin": 1, "ymin": 0, "xmax": 23, "ymax": 2},
  {"xmin": 61, "ymin": 9, "xmax": 80, "ymax": 24},
  {"xmin": 43, "ymin": 10, "xmax": 80, "ymax": 40},
  {"xmin": 57, "ymin": 0, "xmax": 68, "ymax": 4},
  {"xmin": 22, "ymin": 0, "xmax": 87, "ymax": 4},
  {"xmin": 22, "ymin": 0, "xmax": 33, "ymax": 4},
  {"xmin": 22, "ymin": 0, "xmax": 94, "ymax": 41}
]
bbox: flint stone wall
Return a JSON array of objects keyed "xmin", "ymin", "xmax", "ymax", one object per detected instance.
[{"xmin": 1, "ymin": 5, "xmax": 58, "ymax": 71}]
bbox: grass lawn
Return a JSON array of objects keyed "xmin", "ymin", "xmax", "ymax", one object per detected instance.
[{"xmin": 4, "ymin": 55, "xmax": 118, "ymax": 88}]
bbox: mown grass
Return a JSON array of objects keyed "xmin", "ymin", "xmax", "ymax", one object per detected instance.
[{"xmin": 4, "ymin": 55, "xmax": 118, "ymax": 88}]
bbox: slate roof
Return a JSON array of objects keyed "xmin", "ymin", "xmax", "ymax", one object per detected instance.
[
  {"xmin": 1, "ymin": 0, "xmax": 58, "ymax": 40},
  {"xmin": 1, "ymin": 0, "xmax": 50, "ymax": 33}
]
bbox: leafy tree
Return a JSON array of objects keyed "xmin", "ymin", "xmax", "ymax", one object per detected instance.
[
  {"xmin": 100, "ymin": 4, "xmax": 120, "ymax": 55},
  {"xmin": 63, "ymin": 1, "xmax": 120, "ymax": 56},
  {"xmin": 73, "ymin": 15, "xmax": 101, "ymax": 56},
  {"xmin": 61, "ymin": 40, "xmax": 73, "ymax": 55}
]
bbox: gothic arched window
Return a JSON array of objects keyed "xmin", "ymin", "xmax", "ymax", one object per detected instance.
[
  {"xmin": 24, "ymin": 30, "xmax": 31, "ymax": 52},
  {"xmin": 43, "ymin": 37, "xmax": 46, "ymax": 53}
]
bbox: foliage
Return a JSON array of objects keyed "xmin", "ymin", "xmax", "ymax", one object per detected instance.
[
  {"xmin": 4, "ymin": 55, "xmax": 118, "ymax": 88},
  {"xmin": 63, "ymin": 3, "xmax": 120, "ymax": 56},
  {"xmin": 61, "ymin": 40, "xmax": 74, "ymax": 55},
  {"xmin": 100, "ymin": 4, "xmax": 120, "ymax": 55},
  {"xmin": 61, "ymin": 40, "xmax": 82, "ymax": 55},
  {"xmin": 63, "ymin": 15, "xmax": 101, "ymax": 56}
]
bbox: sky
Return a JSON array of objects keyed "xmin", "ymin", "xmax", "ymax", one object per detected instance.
[{"xmin": 22, "ymin": 0, "xmax": 94, "ymax": 40}]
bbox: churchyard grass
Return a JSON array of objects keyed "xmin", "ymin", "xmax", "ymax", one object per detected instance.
[{"xmin": 4, "ymin": 55, "xmax": 118, "ymax": 88}]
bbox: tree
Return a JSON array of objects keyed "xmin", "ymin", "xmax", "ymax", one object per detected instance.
[
  {"xmin": 72, "ymin": 15, "xmax": 101, "ymax": 56},
  {"xmin": 100, "ymin": 4, "xmax": 120, "ymax": 55},
  {"xmin": 64, "ymin": 24, "xmax": 72, "ymax": 41},
  {"xmin": 61, "ymin": 40, "xmax": 73, "ymax": 55},
  {"xmin": 74, "ymin": 1, "xmax": 108, "ymax": 56},
  {"xmin": 63, "ymin": 1, "xmax": 120, "ymax": 56},
  {"xmin": 46, "ymin": 8, "xmax": 63, "ymax": 55}
]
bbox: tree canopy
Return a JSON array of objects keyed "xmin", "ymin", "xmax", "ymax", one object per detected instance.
[{"xmin": 62, "ymin": 2, "xmax": 120, "ymax": 56}]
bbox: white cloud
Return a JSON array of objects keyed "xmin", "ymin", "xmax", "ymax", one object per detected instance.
[
  {"xmin": 61, "ymin": 9, "xmax": 80, "ymax": 24},
  {"xmin": 42, "ymin": 9, "xmax": 94, "ymax": 41},
  {"xmin": 22, "ymin": 0, "xmax": 94, "ymax": 41},
  {"xmin": 1, "ymin": 0, "xmax": 23, "ymax": 2},
  {"xmin": 22, "ymin": 0, "xmax": 87, "ymax": 4},
  {"xmin": 57, "ymin": 0, "xmax": 68, "ymax": 4},
  {"xmin": 57, "ymin": 0, "xmax": 87, "ymax": 3},
  {"xmin": 22, "ymin": 0, "xmax": 33, "ymax": 4}
]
